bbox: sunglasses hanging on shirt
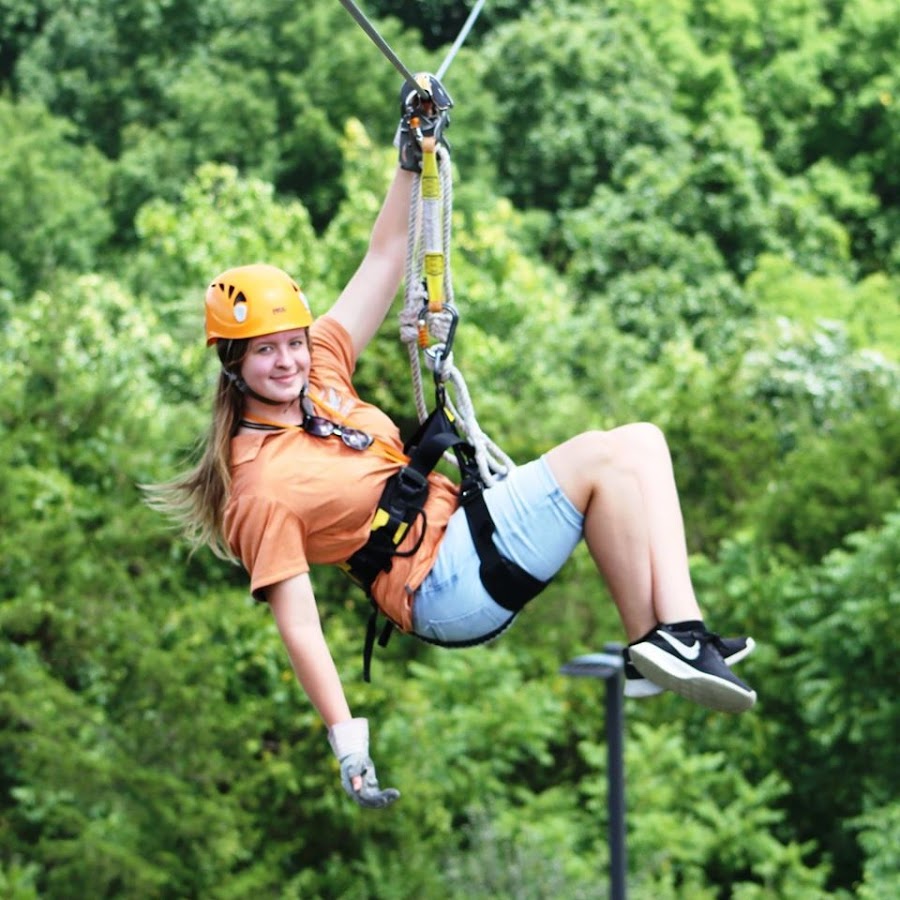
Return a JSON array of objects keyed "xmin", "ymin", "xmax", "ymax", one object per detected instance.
[
  {"xmin": 239, "ymin": 415, "xmax": 374, "ymax": 451},
  {"xmin": 300, "ymin": 390, "xmax": 373, "ymax": 450},
  {"xmin": 301, "ymin": 415, "xmax": 374, "ymax": 450}
]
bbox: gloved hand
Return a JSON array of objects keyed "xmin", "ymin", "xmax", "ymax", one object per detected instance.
[
  {"xmin": 395, "ymin": 72, "xmax": 453, "ymax": 172},
  {"xmin": 328, "ymin": 718, "xmax": 400, "ymax": 809}
]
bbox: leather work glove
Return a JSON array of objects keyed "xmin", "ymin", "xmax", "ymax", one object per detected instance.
[
  {"xmin": 328, "ymin": 718, "xmax": 400, "ymax": 809},
  {"xmin": 395, "ymin": 72, "xmax": 453, "ymax": 171}
]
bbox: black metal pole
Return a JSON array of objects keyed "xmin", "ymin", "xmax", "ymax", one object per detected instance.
[
  {"xmin": 559, "ymin": 644, "xmax": 628, "ymax": 899},
  {"xmin": 604, "ymin": 642, "xmax": 627, "ymax": 900}
]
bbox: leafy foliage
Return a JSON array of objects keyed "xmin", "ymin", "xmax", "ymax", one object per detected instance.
[
  {"xmin": 2, "ymin": 0, "xmax": 898, "ymax": 896},
  {"xmin": 0, "ymin": 97, "xmax": 113, "ymax": 297}
]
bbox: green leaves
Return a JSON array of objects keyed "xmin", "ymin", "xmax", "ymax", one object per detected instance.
[
  {"xmin": 0, "ymin": 98, "xmax": 113, "ymax": 297},
  {"xmin": 130, "ymin": 162, "xmax": 321, "ymax": 316},
  {"xmin": 2, "ymin": 0, "xmax": 899, "ymax": 896},
  {"xmin": 479, "ymin": 2, "xmax": 683, "ymax": 211}
]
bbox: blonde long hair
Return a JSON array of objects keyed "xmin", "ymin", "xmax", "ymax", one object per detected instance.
[{"xmin": 143, "ymin": 340, "xmax": 247, "ymax": 560}]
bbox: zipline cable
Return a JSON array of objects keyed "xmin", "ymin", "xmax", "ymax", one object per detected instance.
[
  {"xmin": 338, "ymin": 0, "xmax": 487, "ymax": 91},
  {"xmin": 436, "ymin": 0, "xmax": 487, "ymax": 80},
  {"xmin": 336, "ymin": 0, "xmax": 428, "ymax": 97}
]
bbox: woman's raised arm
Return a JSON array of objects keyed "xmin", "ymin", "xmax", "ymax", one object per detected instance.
[{"xmin": 325, "ymin": 166, "xmax": 416, "ymax": 359}]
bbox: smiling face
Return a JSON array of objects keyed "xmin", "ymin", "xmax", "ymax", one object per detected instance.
[{"xmin": 239, "ymin": 328, "xmax": 311, "ymax": 417}]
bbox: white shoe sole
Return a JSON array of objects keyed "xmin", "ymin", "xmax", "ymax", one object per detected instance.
[
  {"xmin": 623, "ymin": 678, "xmax": 665, "ymax": 699},
  {"xmin": 629, "ymin": 644, "xmax": 757, "ymax": 713}
]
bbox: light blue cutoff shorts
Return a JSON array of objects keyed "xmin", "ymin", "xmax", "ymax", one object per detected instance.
[{"xmin": 411, "ymin": 456, "xmax": 584, "ymax": 645}]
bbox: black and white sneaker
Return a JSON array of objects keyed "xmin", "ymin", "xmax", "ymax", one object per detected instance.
[
  {"xmin": 628, "ymin": 625, "xmax": 757, "ymax": 713},
  {"xmin": 623, "ymin": 648, "xmax": 666, "ymax": 698},
  {"xmin": 623, "ymin": 636, "xmax": 755, "ymax": 699},
  {"xmin": 712, "ymin": 634, "xmax": 756, "ymax": 667}
]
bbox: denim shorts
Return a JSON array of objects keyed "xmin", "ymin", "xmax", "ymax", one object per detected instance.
[{"xmin": 411, "ymin": 456, "xmax": 584, "ymax": 645}]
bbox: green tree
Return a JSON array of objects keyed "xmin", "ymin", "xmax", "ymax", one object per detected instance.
[
  {"xmin": 11, "ymin": 0, "xmax": 221, "ymax": 157},
  {"xmin": 739, "ymin": 319, "xmax": 899, "ymax": 559},
  {"xmin": 684, "ymin": 0, "xmax": 900, "ymax": 272},
  {"xmin": 478, "ymin": 2, "xmax": 685, "ymax": 212},
  {"xmin": 682, "ymin": 508, "xmax": 900, "ymax": 893},
  {"xmin": 746, "ymin": 252, "xmax": 900, "ymax": 361},
  {"xmin": 12, "ymin": 0, "xmax": 422, "ymax": 234},
  {"xmin": 774, "ymin": 511, "xmax": 899, "ymax": 887},
  {"xmin": 0, "ymin": 97, "xmax": 112, "ymax": 297}
]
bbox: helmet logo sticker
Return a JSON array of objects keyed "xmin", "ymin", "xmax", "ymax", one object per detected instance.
[{"xmin": 233, "ymin": 290, "xmax": 248, "ymax": 323}]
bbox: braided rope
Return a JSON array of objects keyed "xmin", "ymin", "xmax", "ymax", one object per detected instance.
[
  {"xmin": 400, "ymin": 188, "xmax": 429, "ymax": 422},
  {"xmin": 398, "ymin": 147, "xmax": 515, "ymax": 486}
]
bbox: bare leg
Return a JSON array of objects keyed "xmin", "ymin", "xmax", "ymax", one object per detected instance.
[{"xmin": 544, "ymin": 423, "xmax": 702, "ymax": 641}]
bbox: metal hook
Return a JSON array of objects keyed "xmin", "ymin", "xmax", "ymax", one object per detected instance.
[{"xmin": 420, "ymin": 303, "xmax": 459, "ymax": 378}]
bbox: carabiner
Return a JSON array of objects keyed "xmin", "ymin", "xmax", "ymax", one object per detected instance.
[{"xmin": 420, "ymin": 303, "xmax": 459, "ymax": 378}]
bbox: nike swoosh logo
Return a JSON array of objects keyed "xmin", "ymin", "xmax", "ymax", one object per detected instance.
[{"xmin": 659, "ymin": 630, "xmax": 701, "ymax": 660}]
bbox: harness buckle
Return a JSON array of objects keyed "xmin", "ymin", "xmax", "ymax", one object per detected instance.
[{"xmin": 395, "ymin": 465, "xmax": 428, "ymax": 497}]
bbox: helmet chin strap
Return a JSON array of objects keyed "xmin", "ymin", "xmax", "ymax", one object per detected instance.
[{"xmin": 224, "ymin": 369, "xmax": 307, "ymax": 410}]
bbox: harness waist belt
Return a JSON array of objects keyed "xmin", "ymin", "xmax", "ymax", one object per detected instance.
[{"xmin": 342, "ymin": 404, "xmax": 551, "ymax": 681}]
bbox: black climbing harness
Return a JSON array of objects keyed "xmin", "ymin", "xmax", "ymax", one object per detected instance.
[{"xmin": 343, "ymin": 385, "xmax": 549, "ymax": 682}]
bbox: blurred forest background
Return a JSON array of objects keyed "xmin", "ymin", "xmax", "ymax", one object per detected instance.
[{"xmin": 1, "ymin": 0, "xmax": 898, "ymax": 897}]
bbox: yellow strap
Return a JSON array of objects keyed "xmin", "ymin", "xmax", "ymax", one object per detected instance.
[
  {"xmin": 421, "ymin": 138, "xmax": 440, "ymax": 198},
  {"xmin": 421, "ymin": 138, "xmax": 445, "ymax": 313}
]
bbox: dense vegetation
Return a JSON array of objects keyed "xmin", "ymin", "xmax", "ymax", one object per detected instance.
[{"xmin": 1, "ymin": 1, "xmax": 897, "ymax": 897}]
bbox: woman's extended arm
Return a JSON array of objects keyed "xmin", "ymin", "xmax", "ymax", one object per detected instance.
[
  {"xmin": 268, "ymin": 573, "xmax": 353, "ymax": 725},
  {"xmin": 267, "ymin": 573, "xmax": 399, "ymax": 808},
  {"xmin": 325, "ymin": 166, "xmax": 416, "ymax": 359}
]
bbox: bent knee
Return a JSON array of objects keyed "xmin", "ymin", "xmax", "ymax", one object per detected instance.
[
  {"xmin": 546, "ymin": 425, "xmax": 670, "ymax": 492},
  {"xmin": 606, "ymin": 422, "xmax": 672, "ymax": 473},
  {"xmin": 577, "ymin": 423, "xmax": 668, "ymax": 462},
  {"xmin": 616, "ymin": 422, "xmax": 668, "ymax": 453},
  {"xmin": 544, "ymin": 429, "xmax": 641, "ymax": 510},
  {"xmin": 547, "ymin": 426, "xmax": 660, "ymax": 466}
]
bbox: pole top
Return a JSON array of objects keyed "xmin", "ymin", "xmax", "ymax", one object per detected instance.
[{"xmin": 560, "ymin": 645, "xmax": 624, "ymax": 680}]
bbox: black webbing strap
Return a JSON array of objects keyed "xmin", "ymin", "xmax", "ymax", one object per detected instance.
[
  {"xmin": 344, "ymin": 424, "xmax": 466, "ymax": 592},
  {"xmin": 348, "ymin": 404, "xmax": 476, "ymax": 682},
  {"xmin": 348, "ymin": 401, "xmax": 549, "ymax": 681},
  {"xmin": 461, "ymin": 489, "xmax": 549, "ymax": 611},
  {"xmin": 362, "ymin": 610, "xmax": 397, "ymax": 687}
]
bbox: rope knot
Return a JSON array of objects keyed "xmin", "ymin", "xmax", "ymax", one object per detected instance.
[{"xmin": 398, "ymin": 306, "xmax": 422, "ymax": 345}]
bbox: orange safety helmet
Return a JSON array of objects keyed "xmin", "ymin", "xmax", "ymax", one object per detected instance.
[{"xmin": 204, "ymin": 263, "xmax": 312, "ymax": 346}]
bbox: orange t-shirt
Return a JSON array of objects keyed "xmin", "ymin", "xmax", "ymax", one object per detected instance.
[{"xmin": 223, "ymin": 315, "xmax": 459, "ymax": 632}]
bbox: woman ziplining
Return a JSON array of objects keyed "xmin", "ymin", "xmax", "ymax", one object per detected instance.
[{"xmin": 145, "ymin": 73, "xmax": 757, "ymax": 809}]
